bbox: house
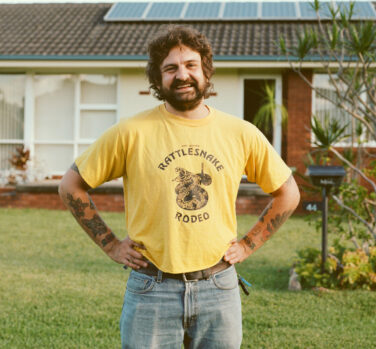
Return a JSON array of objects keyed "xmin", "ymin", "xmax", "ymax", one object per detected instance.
[{"xmin": 1, "ymin": 1, "xmax": 375, "ymax": 212}]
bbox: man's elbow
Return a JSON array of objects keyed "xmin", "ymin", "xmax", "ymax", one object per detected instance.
[
  {"xmin": 58, "ymin": 172, "xmax": 70, "ymax": 200},
  {"xmin": 292, "ymin": 186, "xmax": 301, "ymax": 211},
  {"xmin": 273, "ymin": 176, "xmax": 301, "ymax": 211},
  {"xmin": 287, "ymin": 176, "xmax": 300, "ymax": 209},
  {"xmin": 58, "ymin": 168, "xmax": 89, "ymax": 199}
]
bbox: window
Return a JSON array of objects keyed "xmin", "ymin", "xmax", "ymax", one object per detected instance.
[
  {"xmin": 79, "ymin": 75, "xmax": 117, "ymax": 140},
  {"xmin": 0, "ymin": 75, "xmax": 25, "ymax": 170},
  {"xmin": 0, "ymin": 73, "xmax": 118, "ymax": 175},
  {"xmin": 313, "ymin": 74, "xmax": 375, "ymax": 147},
  {"xmin": 33, "ymin": 74, "xmax": 118, "ymax": 175}
]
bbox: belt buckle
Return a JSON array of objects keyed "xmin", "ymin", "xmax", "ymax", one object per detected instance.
[{"xmin": 182, "ymin": 273, "xmax": 199, "ymax": 282}]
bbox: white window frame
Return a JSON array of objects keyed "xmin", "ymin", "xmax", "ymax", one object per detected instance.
[
  {"xmin": 22, "ymin": 73, "xmax": 119, "ymax": 176},
  {"xmin": 311, "ymin": 73, "xmax": 376, "ymax": 148},
  {"xmin": 0, "ymin": 75, "xmax": 26, "ymax": 172},
  {"xmin": 240, "ymin": 74, "xmax": 283, "ymax": 155}
]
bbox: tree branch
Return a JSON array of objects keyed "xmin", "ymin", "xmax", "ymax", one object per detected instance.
[
  {"xmin": 332, "ymin": 194, "xmax": 376, "ymax": 240},
  {"xmin": 329, "ymin": 146, "xmax": 376, "ymax": 192}
]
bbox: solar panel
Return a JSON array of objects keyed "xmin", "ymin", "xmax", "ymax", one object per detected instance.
[
  {"xmin": 262, "ymin": 2, "xmax": 296, "ymax": 18},
  {"xmin": 146, "ymin": 2, "xmax": 184, "ymax": 19},
  {"xmin": 223, "ymin": 2, "xmax": 258, "ymax": 19},
  {"xmin": 184, "ymin": 2, "xmax": 221, "ymax": 19},
  {"xmin": 299, "ymin": 2, "xmax": 318, "ymax": 18},
  {"xmin": 336, "ymin": 1, "xmax": 376, "ymax": 19},
  {"xmin": 104, "ymin": 1, "xmax": 376, "ymax": 22},
  {"xmin": 299, "ymin": 2, "xmax": 334, "ymax": 19},
  {"xmin": 104, "ymin": 2, "xmax": 149, "ymax": 20}
]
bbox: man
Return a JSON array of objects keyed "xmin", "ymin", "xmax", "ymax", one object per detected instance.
[{"xmin": 59, "ymin": 26, "xmax": 300, "ymax": 349}]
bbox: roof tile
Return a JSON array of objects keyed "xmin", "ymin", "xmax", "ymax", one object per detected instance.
[{"xmin": 0, "ymin": 3, "xmax": 375, "ymax": 58}]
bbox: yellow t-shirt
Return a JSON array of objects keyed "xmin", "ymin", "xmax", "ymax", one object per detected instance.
[{"xmin": 75, "ymin": 104, "xmax": 291, "ymax": 273}]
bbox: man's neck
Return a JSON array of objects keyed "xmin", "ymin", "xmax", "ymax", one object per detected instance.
[{"xmin": 165, "ymin": 100, "xmax": 209, "ymax": 120}]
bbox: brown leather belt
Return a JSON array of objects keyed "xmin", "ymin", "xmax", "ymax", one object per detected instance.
[{"xmin": 136, "ymin": 258, "xmax": 231, "ymax": 281}]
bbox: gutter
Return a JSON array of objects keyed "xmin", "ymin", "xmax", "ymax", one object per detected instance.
[{"xmin": 0, "ymin": 55, "xmax": 371, "ymax": 69}]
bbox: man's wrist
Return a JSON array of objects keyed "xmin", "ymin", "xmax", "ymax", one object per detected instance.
[
  {"xmin": 241, "ymin": 235, "xmax": 256, "ymax": 254},
  {"xmin": 102, "ymin": 232, "xmax": 120, "ymax": 254}
]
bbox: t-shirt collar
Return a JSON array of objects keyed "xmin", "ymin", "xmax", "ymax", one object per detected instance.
[{"xmin": 159, "ymin": 104, "xmax": 215, "ymax": 127}]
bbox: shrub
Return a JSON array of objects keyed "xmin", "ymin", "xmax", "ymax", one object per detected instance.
[{"xmin": 295, "ymin": 246, "xmax": 376, "ymax": 290}]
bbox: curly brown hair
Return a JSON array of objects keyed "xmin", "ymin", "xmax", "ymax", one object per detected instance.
[{"xmin": 146, "ymin": 26, "xmax": 214, "ymax": 100}]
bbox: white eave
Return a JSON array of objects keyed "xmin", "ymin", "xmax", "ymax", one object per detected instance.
[{"xmin": 0, "ymin": 57, "xmax": 373, "ymax": 70}]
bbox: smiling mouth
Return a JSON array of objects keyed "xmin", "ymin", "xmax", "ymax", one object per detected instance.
[
  {"xmin": 174, "ymin": 84, "xmax": 196, "ymax": 93},
  {"xmin": 176, "ymin": 83, "xmax": 193, "ymax": 89}
]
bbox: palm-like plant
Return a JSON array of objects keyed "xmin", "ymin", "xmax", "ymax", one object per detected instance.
[
  {"xmin": 311, "ymin": 114, "xmax": 350, "ymax": 148},
  {"xmin": 252, "ymin": 83, "xmax": 288, "ymax": 141}
]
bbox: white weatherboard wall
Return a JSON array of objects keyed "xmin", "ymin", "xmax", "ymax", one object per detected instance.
[
  {"xmin": 207, "ymin": 70, "xmax": 242, "ymax": 118},
  {"xmin": 118, "ymin": 69, "xmax": 242, "ymax": 120},
  {"xmin": 118, "ymin": 70, "xmax": 159, "ymax": 119}
]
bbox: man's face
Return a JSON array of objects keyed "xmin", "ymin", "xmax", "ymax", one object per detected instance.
[{"xmin": 159, "ymin": 45, "xmax": 208, "ymax": 111}]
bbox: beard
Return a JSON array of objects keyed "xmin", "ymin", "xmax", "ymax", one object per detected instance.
[{"xmin": 159, "ymin": 78, "xmax": 209, "ymax": 111}]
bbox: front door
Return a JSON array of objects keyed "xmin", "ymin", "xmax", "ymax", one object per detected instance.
[{"xmin": 243, "ymin": 76, "xmax": 282, "ymax": 155}]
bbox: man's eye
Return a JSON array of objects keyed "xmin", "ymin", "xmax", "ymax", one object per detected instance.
[{"xmin": 164, "ymin": 67, "xmax": 176, "ymax": 72}]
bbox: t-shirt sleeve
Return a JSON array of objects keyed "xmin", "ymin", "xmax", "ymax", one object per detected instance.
[
  {"xmin": 245, "ymin": 127, "xmax": 291, "ymax": 194},
  {"xmin": 74, "ymin": 123, "xmax": 126, "ymax": 188}
]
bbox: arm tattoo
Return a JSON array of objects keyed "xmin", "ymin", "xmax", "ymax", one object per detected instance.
[
  {"xmin": 259, "ymin": 202, "xmax": 272, "ymax": 223},
  {"xmin": 66, "ymin": 193, "xmax": 89, "ymax": 218},
  {"xmin": 101, "ymin": 232, "xmax": 116, "ymax": 247},
  {"xmin": 89, "ymin": 197, "xmax": 96, "ymax": 210},
  {"xmin": 242, "ymin": 236, "xmax": 256, "ymax": 250},
  {"xmin": 266, "ymin": 210, "xmax": 293, "ymax": 236},
  {"xmin": 243, "ymin": 195, "xmax": 294, "ymax": 247},
  {"xmin": 65, "ymin": 192, "xmax": 114, "ymax": 248},
  {"xmin": 258, "ymin": 175, "xmax": 293, "ymax": 223},
  {"xmin": 70, "ymin": 163, "xmax": 80, "ymax": 174},
  {"xmin": 241, "ymin": 226, "xmax": 262, "ymax": 249},
  {"xmin": 81, "ymin": 214, "xmax": 107, "ymax": 237}
]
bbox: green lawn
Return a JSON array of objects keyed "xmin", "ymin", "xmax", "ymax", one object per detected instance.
[{"xmin": 0, "ymin": 208, "xmax": 375, "ymax": 349}]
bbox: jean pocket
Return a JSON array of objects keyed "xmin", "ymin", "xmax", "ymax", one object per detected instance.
[
  {"xmin": 126, "ymin": 271, "xmax": 156, "ymax": 294},
  {"xmin": 212, "ymin": 266, "xmax": 238, "ymax": 290}
]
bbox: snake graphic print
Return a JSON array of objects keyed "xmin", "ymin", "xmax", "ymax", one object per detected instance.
[{"xmin": 173, "ymin": 163, "xmax": 212, "ymax": 210}]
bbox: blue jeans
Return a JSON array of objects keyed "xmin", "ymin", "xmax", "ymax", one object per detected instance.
[{"xmin": 120, "ymin": 265, "xmax": 242, "ymax": 349}]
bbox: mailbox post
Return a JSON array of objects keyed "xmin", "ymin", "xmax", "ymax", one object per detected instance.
[{"xmin": 306, "ymin": 166, "xmax": 346, "ymax": 273}]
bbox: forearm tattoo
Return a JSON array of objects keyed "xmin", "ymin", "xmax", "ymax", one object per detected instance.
[
  {"xmin": 241, "ymin": 207, "xmax": 293, "ymax": 250},
  {"xmin": 241, "ymin": 178, "xmax": 294, "ymax": 249},
  {"xmin": 258, "ymin": 202, "xmax": 271, "ymax": 223},
  {"xmin": 266, "ymin": 210, "xmax": 293, "ymax": 236},
  {"xmin": 101, "ymin": 232, "xmax": 116, "ymax": 247},
  {"xmin": 65, "ymin": 192, "xmax": 114, "ymax": 248},
  {"xmin": 66, "ymin": 193, "xmax": 89, "ymax": 218},
  {"xmin": 81, "ymin": 214, "xmax": 107, "ymax": 237},
  {"xmin": 243, "ymin": 236, "xmax": 256, "ymax": 250},
  {"xmin": 89, "ymin": 197, "xmax": 96, "ymax": 210}
]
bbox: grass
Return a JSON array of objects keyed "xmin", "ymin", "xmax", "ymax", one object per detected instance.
[{"xmin": 0, "ymin": 208, "xmax": 376, "ymax": 348}]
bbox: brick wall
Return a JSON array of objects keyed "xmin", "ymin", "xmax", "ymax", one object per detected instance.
[
  {"xmin": 283, "ymin": 70, "xmax": 313, "ymax": 212},
  {"xmin": 285, "ymin": 70, "xmax": 313, "ymax": 176},
  {"xmin": 0, "ymin": 186, "xmax": 272, "ymax": 215}
]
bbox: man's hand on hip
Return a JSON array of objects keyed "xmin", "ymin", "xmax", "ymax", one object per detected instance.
[
  {"xmin": 108, "ymin": 237, "xmax": 148, "ymax": 269},
  {"xmin": 224, "ymin": 238, "xmax": 250, "ymax": 264}
]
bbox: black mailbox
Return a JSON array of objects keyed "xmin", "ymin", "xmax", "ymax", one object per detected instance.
[
  {"xmin": 306, "ymin": 165, "xmax": 346, "ymax": 188},
  {"xmin": 305, "ymin": 165, "xmax": 346, "ymax": 273}
]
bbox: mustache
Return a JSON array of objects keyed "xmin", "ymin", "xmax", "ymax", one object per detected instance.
[{"xmin": 171, "ymin": 78, "xmax": 198, "ymax": 89}]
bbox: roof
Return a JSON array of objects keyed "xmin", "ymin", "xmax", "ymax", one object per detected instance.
[{"xmin": 0, "ymin": 3, "xmax": 375, "ymax": 61}]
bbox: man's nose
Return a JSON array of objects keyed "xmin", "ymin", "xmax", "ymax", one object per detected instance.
[{"xmin": 176, "ymin": 66, "xmax": 189, "ymax": 80}]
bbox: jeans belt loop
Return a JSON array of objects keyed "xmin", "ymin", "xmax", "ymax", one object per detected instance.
[
  {"xmin": 182, "ymin": 273, "xmax": 199, "ymax": 282},
  {"xmin": 156, "ymin": 270, "xmax": 163, "ymax": 283},
  {"xmin": 202, "ymin": 269, "xmax": 210, "ymax": 280}
]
